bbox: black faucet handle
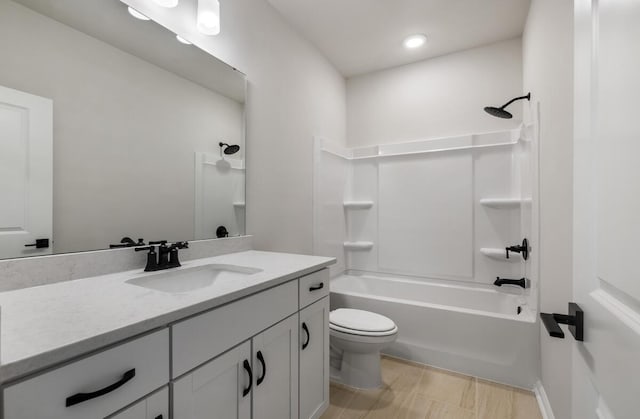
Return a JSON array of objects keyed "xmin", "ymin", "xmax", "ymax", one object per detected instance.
[
  {"xmin": 135, "ymin": 246, "xmax": 155, "ymax": 252},
  {"xmin": 149, "ymin": 240, "xmax": 168, "ymax": 245},
  {"xmin": 135, "ymin": 246, "xmax": 160, "ymax": 272}
]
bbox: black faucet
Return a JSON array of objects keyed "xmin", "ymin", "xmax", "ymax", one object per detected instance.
[
  {"xmin": 494, "ymin": 277, "xmax": 529, "ymax": 289},
  {"xmin": 135, "ymin": 241, "xmax": 189, "ymax": 272},
  {"xmin": 505, "ymin": 238, "xmax": 529, "ymax": 260}
]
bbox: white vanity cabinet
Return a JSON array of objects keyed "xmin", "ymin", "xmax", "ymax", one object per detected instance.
[
  {"xmin": 299, "ymin": 297, "xmax": 330, "ymax": 419},
  {"xmin": 173, "ymin": 341, "xmax": 252, "ymax": 419},
  {"xmin": 173, "ymin": 315, "xmax": 300, "ymax": 419},
  {"xmin": 171, "ymin": 268, "xmax": 329, "ymax": 419}
]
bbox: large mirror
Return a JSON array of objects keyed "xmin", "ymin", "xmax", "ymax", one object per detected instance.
[{"xmin": 0, "ymin": 0, "xmax": 246, "ymax": 259}]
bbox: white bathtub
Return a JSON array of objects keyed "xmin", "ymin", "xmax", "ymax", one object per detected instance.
[{"xmin": 330, "ymin": 272, "xmax": 539, "ymax": 389}]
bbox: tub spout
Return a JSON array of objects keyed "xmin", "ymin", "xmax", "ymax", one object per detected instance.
[{"xmin": 494, "ymin": 277, "xmax": 529, "ymax": 289}]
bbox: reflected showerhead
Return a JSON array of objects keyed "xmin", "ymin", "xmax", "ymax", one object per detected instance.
[
  {"xmin": 219, "ymin": 142, "xmax": 240, "ymax": 155},
  {"xmin": 484, "ymin": 93, "xmax": 531, "ymax": 119},
  {"xmin": 484, "ymin": 106, "xmax": 514, "ymax": 119}
]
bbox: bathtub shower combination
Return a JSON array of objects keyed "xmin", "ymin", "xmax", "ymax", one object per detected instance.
[{"xmin": 313, "ymin": 116, "xmax": 540, "ymax": 389}]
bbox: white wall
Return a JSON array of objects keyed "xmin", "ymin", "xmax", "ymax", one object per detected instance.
[
  {"xmin": 522, "ymin": 1, "xmax": 574, "ymax": 418},
  {"xmin": 346, "ymin": 38, "xmax": 523, "ymax": 148},
  {"xmin": 0, "ymin": 0, "xmax": 244, "ymax": 253},
  {"xmin": 124, "ymin": 0, "xmax": 347, "ymax": 255}
]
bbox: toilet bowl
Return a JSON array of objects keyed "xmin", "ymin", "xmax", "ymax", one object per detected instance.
[{"xmin": 329, "ymin": 308, "xmax": 398, "ymax": 389}]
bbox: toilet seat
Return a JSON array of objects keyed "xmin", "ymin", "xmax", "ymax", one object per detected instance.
[{"xmin": 330, "ymin": 309, "xmax": 397, "ymax": 337}]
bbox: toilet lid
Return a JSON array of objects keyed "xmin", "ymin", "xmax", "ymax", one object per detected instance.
[{"xmin": 330, "ymin": 309, "xmax": 396, "ymax": 333}]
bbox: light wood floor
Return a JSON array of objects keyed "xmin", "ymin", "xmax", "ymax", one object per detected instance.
[{"xmin": 321, "ymin": 356, "xmax": 543, "ymax": 419}]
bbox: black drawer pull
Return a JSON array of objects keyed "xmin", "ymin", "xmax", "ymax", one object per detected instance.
[
  {"xmin": 24, "ymin": 238, "xmax": 49, "ymax": 249},
  {"xmin": 309, "ymin": 283, "xmax": 324, "ymax": 292},
  {"xmin": 256, "ymin": 351, "xmax": 266, "ymax": 386},
  {"xmin": 242, "ymin": 359, "xmax": 253, "ymax": 397},
  {"xmin": 302, "ymin": 322, "xmax": 310, "ymax": 350},
  {"xmin": 65, "ymin": 368, "xmax": 136, "ymax": 407}
]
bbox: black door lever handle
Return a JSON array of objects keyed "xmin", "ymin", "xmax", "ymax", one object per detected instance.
[{"xmin": 541, "ymin": 302, "xmax": 584, "ymax": 341}]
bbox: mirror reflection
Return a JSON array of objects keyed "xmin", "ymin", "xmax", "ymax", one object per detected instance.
[{"xmin": 0, "ymin": 0, "xmax": 246, "ymax": 259}]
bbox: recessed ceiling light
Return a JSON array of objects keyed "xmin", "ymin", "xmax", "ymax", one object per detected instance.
[
  {"xmin": 176, "ymin": 35, "xmax": 192, "ymax": 45},
  {"xmin": 403, "ymin": 34, "xmax": 427, "ymax": 49},
  {"xmin": 128, "ymin": 7, "xmax": 150, "ymax": 21}
]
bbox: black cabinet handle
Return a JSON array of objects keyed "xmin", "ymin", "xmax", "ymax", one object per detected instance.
[
  {"xmin": 302, "ymin": 322, "xmax": 310, "ymax": 350},
  {"xmin": 256, "ymin": 351, "xmax": 266, "ymax": 386},
  {"xmin": 309, "ymin": 283, "xmax": 324, "ymax": 292},
  {"xmin": 65, "ymin": 368, "xmax": 135, "ymax": 407},
  {"xmin": 25, "ymin": 238, "xmax": 49, "ymax": 249},
  {"xmin": 242, "ymin": 359, "xmax": 253, "ymax": 397}
]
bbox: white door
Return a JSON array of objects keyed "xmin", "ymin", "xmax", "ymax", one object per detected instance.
[
  {"xmin": 573, "ymin": 1, "xmax": 640, "ymax": 418},
  {"xmin": 299, "ymin": 297, "xmax": 330, "ymax": 419},
  {"xmin": 173, "ymin": 341, "xmax": 251, "ymax": 419},
  {"xmin": 108, "ymin": 387, "xmax": 169, "ymax": 419},
  {"xmin": 252, "ymin": 314, "xmax": 299, "ymax": 419},
  {"xmin": 0, "ymin": 85, "xmax": 52, "ymax": 259}
]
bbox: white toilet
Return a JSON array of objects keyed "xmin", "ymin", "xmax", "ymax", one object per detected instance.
[{"xmin": 329, "ymin": 308, "xmax": 398, "ymax": 389}]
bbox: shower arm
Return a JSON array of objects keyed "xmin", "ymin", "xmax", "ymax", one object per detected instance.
[{"xmin": 499, "ymin": 93, "xmax": 531, "ymax": 109}]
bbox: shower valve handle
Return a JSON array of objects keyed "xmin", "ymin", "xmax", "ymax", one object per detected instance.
[{"xmin": 505, "ymin": 238, "xmax": 529, "ymax": 260}]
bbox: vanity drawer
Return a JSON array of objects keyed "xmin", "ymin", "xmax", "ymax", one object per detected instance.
[
  {"xmin": 299, "ymin": 269, "xmax": 329, "ymax": 309},
  {"xmin": 3, "ymin": 329, "xmax": 169, "ymax": 419},
  {"xmin": 172, "ymin": 279, "xmax": 298, "ymax": 378}
]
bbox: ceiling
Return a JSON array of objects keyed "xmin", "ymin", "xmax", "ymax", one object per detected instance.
[{"xmin": 267, "ymin": 0, "xmax": 531, "ymax": 77}]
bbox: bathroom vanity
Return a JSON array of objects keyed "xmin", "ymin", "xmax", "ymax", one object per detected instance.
[{"xmin": 0, "ymin": 250, "xmax": 333, "ymax": 419}]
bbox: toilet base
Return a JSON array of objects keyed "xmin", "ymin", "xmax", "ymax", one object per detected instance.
[{"xmin": 330, "ymin": 347, "xmax": 383, "ymax": 389}]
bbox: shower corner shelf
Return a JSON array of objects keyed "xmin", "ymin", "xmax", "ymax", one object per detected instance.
[
  {"xmin": 480, "ymin": 247, "xmax": 521, "ymax": 262},
  {"xmin": 233, "ymin": 202, "xmax": 246, "ymax": 208},
  {"xmin": 479, "ymin": 198, "xmax": 526, "ymax": 209},
  {"xmin": 343, "ymin": 201, "xmax": 374, "ymax": 210},
  {"xmin": 344, "ymin": 241, "xmax": 374, "ymax": 251}
]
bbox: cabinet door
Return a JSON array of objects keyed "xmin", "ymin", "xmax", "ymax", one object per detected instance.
[
  {"xmin": 173, "ymin": 341, "xmax": 251, "ymax": 419},
  {"xmin": 299, "ymin": 297, "xmax": 330, "ymax": 419},
  {"xmin": 109, "ymin": 387, "xmax": 168, "ymax": 419},
  {"xmin": 252, "ymin": 315, "xmax": 299, "ymax": 419}
]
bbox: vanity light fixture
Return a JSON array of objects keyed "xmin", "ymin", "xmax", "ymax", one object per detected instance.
[
  {"xmin": 152, "ymin": 0, "xmax": 179, "ymax": 7},
  {"xmin": 176, "ymin": 35, "xmax": 192, "ymax": 45},
  {"xmin": 128, "ymin": 6, "xmax": 150, "ymax": 21},
  {"xmin": 403, "ymin": 34, "xmax": 427, "ymax": 49},
  {"xmin": 197, "ymin": 0, "xmax": 221, "ymax": 35}
]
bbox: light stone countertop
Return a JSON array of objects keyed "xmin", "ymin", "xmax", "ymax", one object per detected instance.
[{"xmin": 0, "ymin": 250, "xmax": 335, "ymax": 384}]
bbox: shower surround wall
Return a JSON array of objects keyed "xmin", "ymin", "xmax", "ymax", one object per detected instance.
[{"xmin": 315, "ymin": 130, "xmax": 536, "ymax": 292}]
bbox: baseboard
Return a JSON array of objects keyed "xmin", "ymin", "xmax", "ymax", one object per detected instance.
[{"xmin": 534, "ymin": 381, "xmax": 556, "ymax": 419}]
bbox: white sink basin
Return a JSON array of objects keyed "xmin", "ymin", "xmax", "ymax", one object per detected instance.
[{"xmin": 126, "ymin": 264, "xmax": 263, "ymax": 293}]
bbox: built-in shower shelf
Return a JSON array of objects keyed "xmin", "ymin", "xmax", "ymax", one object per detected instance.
[
  {"xmin": 344, "ymin": 241, "xmax": 374, "ymax": 250},
  {"xmin": 480, "ymin": 248, "xmax": 522, "ymax": 262},
  {"xmin": 479, "ymin": 198, "xmax": 530, "ymax": 209},
  {"xmin": 343, "ymin": 201, "xmax": 374, "ymax": 209},
  {"xmin": 233, "ymin": 202, "xmax": 246, "ymax": 208}
]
